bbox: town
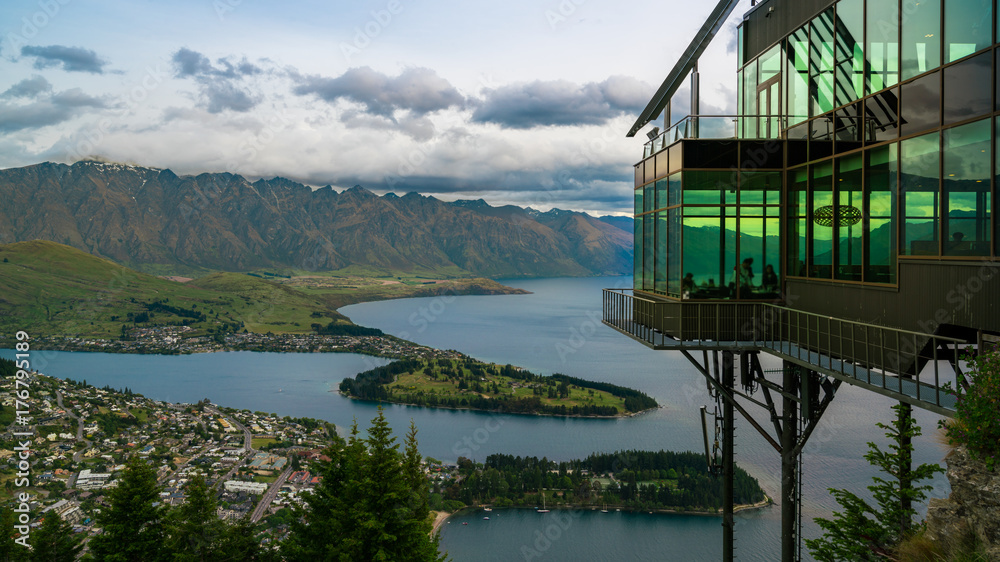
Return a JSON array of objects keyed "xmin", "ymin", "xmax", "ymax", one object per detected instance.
[{"xmin": 0, "ymin": 366, "xmax": 460, "ymax": 549}]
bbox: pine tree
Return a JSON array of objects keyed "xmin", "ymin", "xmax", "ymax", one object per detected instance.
[
  {"xmin": 167, "ymin": 474, "xmax": 225, "ymax": 561},
  {"xmin": 806, "ymin": 404, "xmax": 943, "ymax": 561},
  {"xmin": 89, "ymin": 455, "xmax": 169, "ymax": 562},
  {"xmin": 0, "ymin": 508, "xmax": 29, "ymax": 562},
  {"xmin": 30, "ymin": 510, "xmax": 82, "ymax": 562},
  {"xmin": 283, "ymin": 409, "xmax": 446, "ymax": 561}
]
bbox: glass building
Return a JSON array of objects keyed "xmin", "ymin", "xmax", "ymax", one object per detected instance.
[{"xmin": 631, "ymin": 0, "xmax": 1000, "ymax": 341}]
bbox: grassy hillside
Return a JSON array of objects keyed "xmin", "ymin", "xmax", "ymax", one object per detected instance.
[{"xmin": 0, "ymin": 240, "xmax": 348, "ymax": 339}]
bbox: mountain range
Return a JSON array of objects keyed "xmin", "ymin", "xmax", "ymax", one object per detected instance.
[{"xmin": 0, "ymin": 161, "xmax": 633, "ymax": 278}]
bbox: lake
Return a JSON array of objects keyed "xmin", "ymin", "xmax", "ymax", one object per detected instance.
[{"xmin": 4, "ymin": 276, "xmax": 952, "ymax": 561}]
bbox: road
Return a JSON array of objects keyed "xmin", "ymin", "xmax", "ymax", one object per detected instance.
[
  {"xmin": 250, "ymin": 465, "xmax": 293, "ymax": 523},
  {"xmin": 205, "ymin": 406, "xmax": 254, "ymax": 489},
  {"xmin": 56, "ymin": 391, "xmax": 92, "ymax": 464}
]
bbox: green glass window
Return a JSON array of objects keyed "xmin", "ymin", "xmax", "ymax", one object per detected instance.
[
  {"xmin": 943, "ymin": 118, "xmax": 991, "ymax": 255},
  {"xmin": 634, "ymin": 214, "xmax": 643, "ymax": 286},
  {"xmin": 865, "ymin": 144, "xmax": 898, "ymax": 283},
  {"xmin": 644, "ymin": 183, "xmax": 655, "ymax": 213},
  {"xmin": 812, "ymin": 9, "xmax": 836, "ymax": 115},
  {"xmin": 742, "ymin": 59, "xmax": 759, "ymax": 138},
  {"xmin": 788, "ymin": 166, "xmax": 809, "ymax": 278},
  {"xmin": 739, "ymin": 215, "xmax": 781, "ymax": 298},
  {"xmin": 864, "ymin": 87, "xmax": 900, "ymax": 144},
  {"xmin": 643, "ymin": 210, "xmax": 654, "ymax": 290},
  {"xmin": 655, "ymin": 179, "xmax": 669, "ymax": 211},
  {"xmin": 835, "ymin": 0, "xmax": 865, "ymax": 107},
  {"xmin": 901, "ymin": 0, "xmax": 940, "ymax": 81},
  {"xmin": 738, "ymin": 25, "xmax": 745, "ymax": 68},
  {"xmin": 683, "ymin": 171, "xmax": 735, "ymax": 205},
  {"xmin": 683, "ymin": 212, "xmax": 735, "ymax": 299},
  {"xmin": 943, "ymin": 51, "xmax": 992, "ymax": 125},
  {"xmin": 900, "ymin": 71, "xmax": 940, "ymax": 137},
  {"xmin": 867, "ymin": 0, "xmax": 899, "ymax": 93},
  {"xmin": 655, "ymin": 211, "xmax": 668, "ymax": 292},
  {"xmin": 835, "ymin": 152, "xmax": 864, "ymax": 280},
  {"xmin": 668, "ymin": 208, "xmax": 682, "ymax": 296},
  {"xmin": 634, "ymin": 187, "xmax": 643, "ymax": 217},
  {"xmin": 810, "ymin": 161, "xmax": 834, "ymax": 278},
  {"xmin": 740, "ymin": 171, "xmax": 782, "ymax": 205},
  {"xmin": 786, "ymin": 26, "xmax": 811, "ymax": 125},
  {"xmin": 900, "ymin": 132, "xmax": 941, "ymax": 256},
  {"xmin": 945, "ymin": 0, "xmax": 992, "ymax": 63},
  {"xmin": 668, "ymin": 172, "xmax": 681, "ymax": 207}
]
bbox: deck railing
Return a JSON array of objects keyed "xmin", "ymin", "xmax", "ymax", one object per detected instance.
[{"xmin": 603, "ymin": 289, "xmax": 967, "ymax": 411}]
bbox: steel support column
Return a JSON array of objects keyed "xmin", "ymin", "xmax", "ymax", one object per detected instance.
[
  {"xmin": 781, "ymin": 362, "xmax": 799, "ymax": 562},
  {"xmin": 722, "ymin": 351, "xmax": 735, "ymax": 562}
]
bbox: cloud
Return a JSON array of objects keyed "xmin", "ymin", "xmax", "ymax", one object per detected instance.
[
  {"xmin": 0, "ymin": 88, "xmax": 109, "ymax": 133},
  {"xmin": 2, "ymin": 75, "xmax": 53, "ymax": 98},
  {"xmin": 20, "ymin": 45, "xmax": 108, "ymax": 74},
  {"xmin": 171, "ymin": 48, "xmax": 263, "ymax": 113},
  {"xmin": 293, "ymin": 66, "xmax": 464, "ymax": 118},
  {"xmin": 472, "ymin": 76, "xmax": 652, "ymax": 129}
]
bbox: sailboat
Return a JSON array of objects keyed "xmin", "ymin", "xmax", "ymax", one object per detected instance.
[
  {"xmin": 601, "ymin": 503, "xmax": 608, "ymax": 513},
  {"xmin": 537, "ymin": 494, "xmax": 550, "ymax": 513}
]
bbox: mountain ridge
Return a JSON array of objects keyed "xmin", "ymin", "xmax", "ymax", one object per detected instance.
[{"xmin": 0, "ymin": 161, "xmax": 633, "ymax": 278}]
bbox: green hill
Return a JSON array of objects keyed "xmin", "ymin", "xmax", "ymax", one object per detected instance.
[{"xmin": 0, "ymin": 240, "xmax": 348, "ymax": 339}]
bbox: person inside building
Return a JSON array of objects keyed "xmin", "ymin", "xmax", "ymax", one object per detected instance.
[{"xmin": 762, "ymin": 264, "xmax": 778, "ymax": 290}]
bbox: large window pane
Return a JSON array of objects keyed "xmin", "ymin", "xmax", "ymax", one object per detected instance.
[
  {"xmin": 634, "ymin": 188, "xmax": 643, "ymax": 217},
  {"xmin": 684, "ymin": 213, "xmax": 735, "ymax": 299},
  {"xmin": 836, "ymin": 152, "xmax": 864, "ymax": 280},
  {"xmin": 743, "ymin": 59, "xmax": 759, "ymax": 138},
  {"xmin": 865, "ymin": 144, "xmax": 898, "ymax": 283},
  {"xmin": 864, "ymin": 87, "xmax": 901, "ymax": 144},
  {"xmin": 943, "ymin": 51, "xmax": 992, "ymax": 125},
  {"xmin": 835, "ymin": 0, "xmax": 865, "ymax": 107},
  {"xmin": 655, "ymin": 211, "xmax": 668, "ymax": 292},
  {"xmin": 738, "ymin": 214, "xmax": 781, "ymax": 299},
  {"xmin": 810, "ymin": 161, "xmax": 834, "ymax": 278},
  {"xmin": 740, "ymin": 171, "xmax": 782, "ymax": 205},
  {"xmin": 945, "ymin": 0, "xmax": 992, "ymax": 63},
  {"xmin": 787, "ymin": 26, "xmax": 811, "ymax": 125},
  {"xmin": 867, "ymin": 0, "xmax": 900, "ymax": 93},
  {"xmin": 668, "ymin": 208, "xmax": 682, "ymax": 296},
  {"xmin": 643, "ymin": 210, "xmax": 654, "ymax": 290},
  {"xmin": 788, "ymin": 166, "xmax": 809, "ymax": 277},
  {"xmin": 943, "ymin": 118, "xmax": 991, "ymax": 255},
  {"xmin": 900, "ymin": 133, "xmax": 941, "ymax": 255},
  {"xmin": 683, "ymin": 171, "xmax": 736, "ymax": 205},
  {"xmin": 668, "ymin": 172, "xmax": 681, "ymax": 207},
  {"xmin": 644, "ymin": 183, "xmax": 655, "ymax": 213},
  {"xmin": 901, "ymin": 0, "xmax": 941, "ymax": 81},
  {"xmin": 812, "ymin": 9, "xmax": 836, "ymax": 115},
  {"xmin": 900, "ymin": 70, "xmax": 941, "ymax": 137},
  {"xmin": 634, "ymin": 214, "xmax": 643, "ymax": 287},
  {"xmin": 655, "ymin": 179, "xmax": 669, "ymax": 211}
]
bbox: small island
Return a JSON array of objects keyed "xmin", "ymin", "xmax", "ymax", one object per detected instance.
[{"xmin": 339, "ymin": 358, "xmax": 658, "ymax": 417}]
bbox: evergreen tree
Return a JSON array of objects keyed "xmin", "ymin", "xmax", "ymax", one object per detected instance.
[
  {"xmin": 806, "ymin": 404, "xmax": 943, "ymax": 561},
  {"xmin": 166, "ymin": 474, "xmax": 224, "ymax": 561},
  {"xmin": 283, "ymin": 409, "xmax": 446, "ymax": 561},
  {"xmin": 89, "ymin": 455, "xmax": 169, "ymax": 562},
  {"xmin": 30, "ymin": 510, "xmax": 82, "ymax": 562},
  {"xmin": 0, "ymin": 508, "xmax": 29, "ymax": 562}
]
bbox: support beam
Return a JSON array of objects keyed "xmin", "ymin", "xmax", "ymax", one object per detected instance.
[
  {"xmin": 722, "ymin": 351, "xmax": 735, "ymax": 562},
  {"xmin": 681, "ymin": 350, "xmax": 782, "ymax": 452},
  {"xmin": 781, "ymin": 362, "xmax": 799, "ymax": 562}
]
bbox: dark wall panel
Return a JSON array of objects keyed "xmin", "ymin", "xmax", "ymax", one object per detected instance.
[
  {"xmin": 786, "ymin": 261, "xmax": 1000, "ymax": 337},
  {"xmin": 743, "ymin": 0, "xmax": 838, "ymax": 64}
]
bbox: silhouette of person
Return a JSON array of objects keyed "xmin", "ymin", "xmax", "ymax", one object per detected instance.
[{"xmin": 762, "ymin": 264, "xmax": 778, "ymax": 289}]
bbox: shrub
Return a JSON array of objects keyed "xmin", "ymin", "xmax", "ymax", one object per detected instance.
[{"xmin": 943, "ymin": 346, "xmax": 1000, "ymax": 470}]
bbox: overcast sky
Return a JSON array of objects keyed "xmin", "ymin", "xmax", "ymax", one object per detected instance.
[{"xmin": 0, "ymin": 0, "xmax": 750, "ymax": 215}]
